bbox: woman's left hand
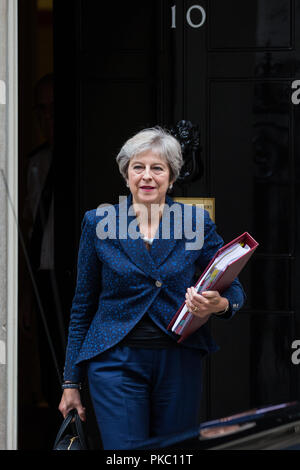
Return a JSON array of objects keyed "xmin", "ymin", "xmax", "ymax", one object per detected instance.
[{"xmin": 185, "ymin": 287, "xmax": 228, "ymax": 318}]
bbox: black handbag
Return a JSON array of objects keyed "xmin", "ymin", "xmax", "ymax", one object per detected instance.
[{"xmin": 53, "ymin": 409, "xmax": 88, "ymax": 450}]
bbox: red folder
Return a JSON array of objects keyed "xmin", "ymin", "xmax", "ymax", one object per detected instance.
[{"xmin": 167, "ymin": 232, "xmax": 258, "ymax": 342}]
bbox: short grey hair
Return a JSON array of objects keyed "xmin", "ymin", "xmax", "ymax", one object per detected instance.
[{"xmin": 116, "ymin": 126, "xmax": 183, "ymax": 182}]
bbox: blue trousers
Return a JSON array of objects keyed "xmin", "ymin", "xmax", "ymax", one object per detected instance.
[{"xmin": 87, "ymin": 345, "xmax": 203, "ymax": 450}]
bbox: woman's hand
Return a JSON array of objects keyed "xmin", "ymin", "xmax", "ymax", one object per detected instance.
[
  {"xmin": 185, "ymin": 287, "xmax": 229, "ymax": 318},
  {"xmin": 58, "ymin": 389, "xmax": 86, "ymax": 422}
]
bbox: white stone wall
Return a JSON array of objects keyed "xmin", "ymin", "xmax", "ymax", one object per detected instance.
[
  {"xmin": 0, "ymin": 0, "xmax": 8, "ymax": 450},
  {"xmin": 0, "ymin": 0, "xmax": 18, "ymax": 450}
]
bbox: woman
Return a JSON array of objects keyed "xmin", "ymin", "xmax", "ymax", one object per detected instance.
[{"xmin": 59, "ymin": 127, "xmax": 245, "ymax": 450}]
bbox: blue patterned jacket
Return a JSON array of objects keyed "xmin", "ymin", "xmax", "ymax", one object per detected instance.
[{"xmin": 63, "ymin": 195, "xmax": 246, "ymax": 382}]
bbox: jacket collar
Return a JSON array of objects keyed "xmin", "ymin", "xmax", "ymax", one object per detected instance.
[{"xmin": 116, "ymin": 194, "xmax": 181, "ymax": 278}]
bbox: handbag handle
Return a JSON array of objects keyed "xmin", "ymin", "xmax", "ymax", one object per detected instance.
[
  {"xmin": 53, "ymin": 409, "xmax": 87, "ymax": 449},
  {"xmin": 73, "ymin": 409, "xmax": 88, "ymax": 449}
]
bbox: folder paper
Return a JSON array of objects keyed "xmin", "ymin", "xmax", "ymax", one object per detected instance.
[{"xmin": 167, "ymin": 232, "xmax": 258, "ymax": 342}]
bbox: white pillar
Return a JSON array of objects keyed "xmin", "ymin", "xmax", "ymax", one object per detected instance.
[{"xmin": 0, "ymin": 0, "xmax": 18, "ymax": 450}]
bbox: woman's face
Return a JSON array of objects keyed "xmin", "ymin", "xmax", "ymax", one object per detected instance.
[{"xmin": 127, "ymin": 150, "xmax": 172, "ymax": 207}]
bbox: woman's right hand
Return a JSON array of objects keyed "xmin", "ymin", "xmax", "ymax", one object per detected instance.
[{"xmin": 58, "ymin": 389, "xmax": 86, "ymax": 422}]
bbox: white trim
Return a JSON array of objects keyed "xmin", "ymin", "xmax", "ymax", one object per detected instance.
[
  {"xmin": 0, "ymin": 80, "xmax": 5, "ymax": 104},
  {"xmin": 6, "ymin": 0, "xmax": 18, "ymax": 450},
  {"xmin": 0, "ymin": 340, "xmax": 6, "ymax": 364}
]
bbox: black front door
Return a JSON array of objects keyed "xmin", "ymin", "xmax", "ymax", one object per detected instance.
[{"xmin": 53, "ymin": 0, "xmax": 300, "ymax": 428}]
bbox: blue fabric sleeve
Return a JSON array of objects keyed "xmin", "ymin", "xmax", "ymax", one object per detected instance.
[{"xmin": 63, "ymin": 210, "xmax": 102, "ymax": 382}]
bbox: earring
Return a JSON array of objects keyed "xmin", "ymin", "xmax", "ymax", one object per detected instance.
[
  {"xmin": 169, "ymin": 183, "xmax": 173, "ymax": 190},
  {"xmin": 126, "ymin": 181, "xmax": 129, "ymax": 187}
]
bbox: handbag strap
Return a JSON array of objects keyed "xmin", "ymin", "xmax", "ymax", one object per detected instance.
[
  {"xmin": 74, "ymin": 410, "xmax": 88, "ymax": 449},
  {"xmin": 53, "ymin": 409, "xmax": 81, "ymax": 449}
]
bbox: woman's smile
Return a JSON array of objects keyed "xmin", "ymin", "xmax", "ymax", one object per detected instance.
[{"xmin": 140, "ymin": 185, "xmax": 156, "ymax": 191}]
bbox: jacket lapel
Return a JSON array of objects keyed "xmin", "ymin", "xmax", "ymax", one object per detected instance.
[
  {"xmin": 150, "ymin": 196, "xmax": 181, "ymax": 267},
  {"xmin": 117, "ymin": 195, "xmax": 160, "ymax": 280},
  {"xmin": 116, "ymin": 195, "xmax": 180, "ymax": 278}
]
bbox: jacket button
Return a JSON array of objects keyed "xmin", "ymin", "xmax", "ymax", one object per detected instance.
[{"xmin": 155, "ymin": 280, "xmax": 162, "ymax": 288}]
